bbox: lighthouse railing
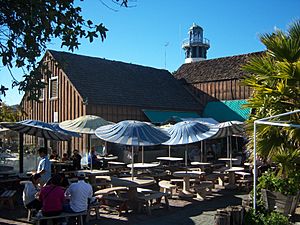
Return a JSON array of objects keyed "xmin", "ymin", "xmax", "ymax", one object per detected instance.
[{"xmin": 182, "ymin": 38, "xmax": 210, "ymax": 47}]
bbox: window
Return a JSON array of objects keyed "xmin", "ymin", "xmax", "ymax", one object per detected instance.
[
  {"xmin": 49, "ymin": 76, "xmax": 58, "ymax": 99},
  {"xmin": 39, "ymin": 79, "xmax": 45, "ymax": 101}
]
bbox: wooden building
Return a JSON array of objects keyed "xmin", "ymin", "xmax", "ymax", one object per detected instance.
[
  {"xmin": 172, "ymin": 23, "xmax": 262, "ymax": 121},
  {"xmin": 21, "ymin": 50, "xmax": 201, "ymax": 153},
  {"xmin": 174, "ymin": 52, "xmax": 262, "ymax": 110}
]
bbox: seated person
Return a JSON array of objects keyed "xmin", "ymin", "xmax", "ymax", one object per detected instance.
[
  {"xmin": 88, "ymin": 148, "xmax": 101, "ymax": 169},
  {"xmin": 71, "ymin": 149, "xmax": 82, "ymax": 170},
  {"xmin": 22, "ymin": 173, "xmax": 42, "ymax": 211},
  {"xmin": 64, "ymin": 172, "xmax": 93, "ymax": 213},
  {"xmin": 49, "ymin": 150, "xmax": 59, "ymax": 160},
  {"xmin": 61, "ymin": 153, "xmax": 69, "ymax": 162},
  {"xmin": 38, "ymin": 174, "xmax": 65, "ymax": 218}
]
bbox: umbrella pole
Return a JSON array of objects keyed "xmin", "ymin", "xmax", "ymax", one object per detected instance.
[
  {"xmin": 88, "ymin": 134, "xmax": 93, "ymax": 171},
  {"xmin": 104, "ymin": 141, "xmax": 107, "ymax": 156},
  {"xmin": 142, "ymin": 146, "xmax": 144, "ymax": 164},
  {"xmin": 131, "ymin": 146, "xmax": 134, "ymax": 180},
  {"xmin": 44, "ymin": 138, "xmax": 48, "ymax": 149},
  {"xmin": 168, "ymin": 146, "xmax": 171, "ymax": 157},
  {"xmin": 227, "ymin": 136, "xmax": 230, "ymax": 158},
  {"xmin": 19, "ymin": 133, "xmax": 24, "ymax": 174},
  {"xmin": 185, "ymin": 145, "xmax": 188, "ymax": 168},
  {"xmin": 35, "ymin": 136, "xmax": 38, "ymax": 170},
  {"xmin": 200, "ymin": 141, "xmax": 203, "ymax": 162},
  {"xmin": 230, "ymin": 136, "xmax": 232, "ymax": 168}
]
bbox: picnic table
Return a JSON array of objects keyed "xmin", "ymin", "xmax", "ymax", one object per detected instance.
[
  {"xmin": 97, "ymin": 155, "xmax": 118, "ymax": 161},
  {"xmin": 190, "ymin": 162, "xmax": 212, "ymax": 171},
  {"xmin": 110, "ymin": 176, "xmax": 155, "ymax": 211},
  {"xmin": 173, "ymin": 170, "xmax": 205, "ymax": 197},
  {"xmin": 126, "ymin": 162, "xmax": 160, "ymax": 169},
  {"xmin": 224, "ymin": 167, "xmax": 245, "ymax": 189},
  {"xmin": 156, "ymin": 157, "xmax": 183, "ymax": 162},
  {"xmin": 79, "ymin": 169, "xmax": 110, "ymax": 186}
]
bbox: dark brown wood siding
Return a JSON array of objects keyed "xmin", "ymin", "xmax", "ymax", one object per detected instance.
[
  {"xmin": 21, "ymin": 52, "xmax": 86, "ymax": 156},
  {"xmin": 186, "ymin": 79, "xmax": 252, "ymax": 108}
]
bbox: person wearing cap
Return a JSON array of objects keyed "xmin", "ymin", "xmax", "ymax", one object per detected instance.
[
  {"xmin": 37, "ymin": 147, "xmax": 51, "ymax": 186},
  {"xmin": 22, "ymin": 173, "xmax": 42, "ymax": 211},
  {"xmin": 64, "ymin": 172, "xmax": 93, "ymax": 213}
]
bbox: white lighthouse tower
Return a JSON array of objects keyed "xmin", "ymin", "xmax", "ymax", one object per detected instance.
[{"xmin": 182, "ymin": 23, "xmax": 210, "ymax": 63}]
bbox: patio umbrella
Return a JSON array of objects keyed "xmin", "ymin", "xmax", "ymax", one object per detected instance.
[
  {"xmin": 59, "ymin": 115, "xmax": 112, "ymax": 170},
  {"xmin": 162, "ymin": 121, "xmax": 219, "ymax": 167},
  {"xmin": 95, "ymin": 120, "xmax": 170, "ymax": 179},
  {"xmin": 211, "ymin": 121, "xmax": 244, "ymax": 167},
  {"xmin": 1, "ymin": 120, "xmax": 71, "ymax": 141},
  {"xmin": 1, "ymin": 120, "xmax": 72, "ymax": 173},
  {"xmin": 51, "ymin": 123, "xmax": 81, "ymax": 138}
]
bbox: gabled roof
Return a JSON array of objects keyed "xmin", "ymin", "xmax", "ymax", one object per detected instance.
[
  {"xmin": 48, "ymin": 50, "xmax": 200, "ymax": 111},
  {"xmin": 174, "ymin": 51, "xmax": 264, "ymax": 83}
]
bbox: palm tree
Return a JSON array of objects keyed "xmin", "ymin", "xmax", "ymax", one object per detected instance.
[{"xmin": 242, "ymin": 20, "xmax": 300, "ymax": 177}]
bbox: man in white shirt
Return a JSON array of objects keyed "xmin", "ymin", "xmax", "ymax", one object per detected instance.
[
  {"xmin": 64, "ymin": 172, "xmax": 93, "ymax": 213},
  {"xmin": 37, "ymin": 147, "xmax": 51, "ymax": 186}
]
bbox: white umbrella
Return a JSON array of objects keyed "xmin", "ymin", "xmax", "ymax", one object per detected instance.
[
  {"xmin": 162, "ymin": 121, "xmax": 219, "ymax": 167},
  {"xmin": 59, "ymin": 115, "xmax": 112, "ymax": 170},
  {"xmin": 1, "ymin": 120, "xmax": 72, "ymax": 173},
  {"xmin": 212, "ymin": 121, "xmax": 244, "ymax": 167},
  {"xmin": 95, "ymin": 120, "xmax": 170, "ymax": 179}
]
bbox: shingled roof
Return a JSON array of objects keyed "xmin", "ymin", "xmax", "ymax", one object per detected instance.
[
  {"xmin": 174, "ymin": 52, "xmax": 264, "ymax": 83},
  {"xmin": 48, "ymin": 50, "xmax": 200, "ymax": 111}
]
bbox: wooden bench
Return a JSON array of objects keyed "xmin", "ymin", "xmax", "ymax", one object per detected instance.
[
  {"xmin": 194, "ymin": 181, "xmax": 214, "ymax": 200},
  {"xmin": 32, "ymin": 211, "xmax": 87, "ymax": 225},
  {"xmin": 236, "ymin": 179, "xmax": 253, "ymax": 192},
  {"xmin": 137, "ymin": 191, "xmax": 169, "ymax": 215},
  {"xmin": 0, "ymin": 190, "xmax": 17, "ymax": 209},
  {"xmin": 94, "ymin": 186, "xmax": 129, "ymax": 216},
  {"xmin": 86, "ymin": 201, "xmax": 101, "ymax": 222},
  {"xmin": 94, "ymin": 186, "xmax": 128, "ymax": 196},
  {"xmin": 158, "ymin": 180, "xmax": 177, "ymax": 198},
  {"xmin": 206, "ymin": 173, "xmax": 225, "ymax": 186},
  {"xmin": 100, "ymin": 195, "xmax": 129, "ymax": 216}
]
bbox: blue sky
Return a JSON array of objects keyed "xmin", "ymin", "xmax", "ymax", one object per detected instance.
[{"xmin": 0, "ymin": 0, "xmax": 299, "ymax": 105}]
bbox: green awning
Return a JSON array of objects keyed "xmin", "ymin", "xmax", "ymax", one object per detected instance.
[
  {"xmin": 202, "ymin": 99, "xmax": 251, "ymax": 122},
  {"xmin": 143, "ymin": 109, "xmax": 201, "ymax": 124}
]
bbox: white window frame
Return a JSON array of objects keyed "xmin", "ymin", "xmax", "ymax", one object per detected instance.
[{"xmin": 49, "ymin": 76, "xmax": 58, "ymax": 100}]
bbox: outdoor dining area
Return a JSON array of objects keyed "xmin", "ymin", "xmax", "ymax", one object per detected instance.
[{"xmin": 0, "ymin": 115, "xmax": 254, "ymax": 224}]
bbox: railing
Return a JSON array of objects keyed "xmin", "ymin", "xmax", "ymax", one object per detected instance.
[{"xmin": 182, "ymin": 38, "xmax": 210, "ymax": 47}]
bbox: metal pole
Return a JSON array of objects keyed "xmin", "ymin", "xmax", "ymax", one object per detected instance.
[
  {"xmin": 19, "ymin": 133, "xmax": 24, "ymax": 174},
  {"xmin": 131, "ymin": 146, "xmax": 134, "ymax": 180},
  {"xmin": 253, "ymin": 122, "xmax": 257, "ymax": 210},
  {"xmin": 230, "ymin": 136, "xmax": 232, "ymax": 168},
  {"xmin": 142, "ymin": 146, "xmax": 144, "ymax": 164},
  {"xmin": 168, "ymin": 145, "xmax": 171, "ymax": 157},
  {"xmin": 185, "ymin": 145, "xmax": 188, "ymax": 167},
  {"xmin": 227, "ymin": 136, "xmax": 230, "ymax": 158},
  {"xmin": 104, "ymin": 141, "xmax": 107, "ymax": 155},
  {"xmin": 44, "ymin": 138, "xmax": 48, "ymax": 149},
  {"xmin": 200, "ymin": 141, "xmax": 203, "ymax": 162},
  {"xmin": 88, "ymin": 134, "xmax": 92, "ymax": 171}
]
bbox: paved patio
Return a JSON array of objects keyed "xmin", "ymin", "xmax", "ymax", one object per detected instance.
[
  {"xmin": 0, "ymin": 188, "xmax": 299, "ymax": 225},
  {"xmin": 0, "ymin": 188, "xmax": 246, "ymax": 225}
]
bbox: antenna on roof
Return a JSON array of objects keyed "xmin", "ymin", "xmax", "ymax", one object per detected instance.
[{"xmin": 164, "ymin": 42, "xmax": 169, "ymax": 69}]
